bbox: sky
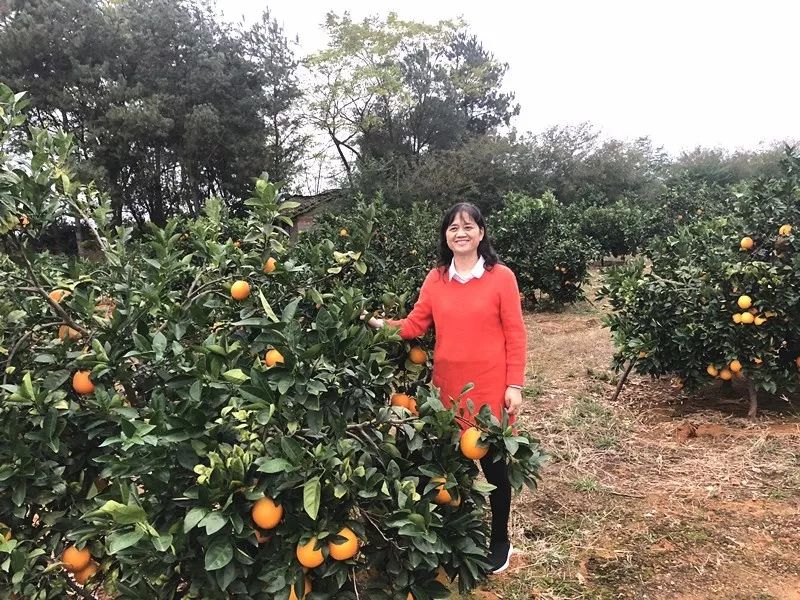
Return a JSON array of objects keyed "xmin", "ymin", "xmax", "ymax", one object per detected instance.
[{"xmin": 218, "ymin": 0, "xmax": 800, "ymax": 156}]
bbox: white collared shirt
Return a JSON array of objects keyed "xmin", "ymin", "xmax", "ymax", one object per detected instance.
[{"xmin": 448, "ymin": 256, "xmax": 486, "ymax": 284}]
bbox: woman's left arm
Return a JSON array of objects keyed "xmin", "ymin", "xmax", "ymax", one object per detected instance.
[{"xmin": 499, "ymin": 268, "xmax": 527, "ymax": 413}]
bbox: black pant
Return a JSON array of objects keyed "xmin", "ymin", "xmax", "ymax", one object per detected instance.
[{"xmin": 480, "ymin": 452, "xmax": 511, "ymax": 544}]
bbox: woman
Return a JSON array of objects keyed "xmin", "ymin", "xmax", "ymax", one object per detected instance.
[{"xmin": 366, "ymin": 201, "xmax": 527, "ymax": 574}]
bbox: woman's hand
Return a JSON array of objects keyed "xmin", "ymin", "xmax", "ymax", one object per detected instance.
[
  {"xmin": 504, "ymin": 386, "xmax": 523, "ymax": 415},
  {"xmin": 360, "ymin": 310, "xmax": 385, "ymax": 329}
]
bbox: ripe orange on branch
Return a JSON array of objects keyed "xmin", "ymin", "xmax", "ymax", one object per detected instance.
[
  {"xmin": 327, "ymin": 527, "xmax": 359, "ymax": 561},
  {"xmin": 263, "ymin": 257, "xmax": 277, "ymax": 273},
  {"xmin": 251, "ymin": 497, "xmax": 283, "ymax": 529},
  {"xmin": 430, "ymin": 476, "xmax": 452, "ymax": 505},
  {"xmin": 408, "ymin": 347, "xmax": 427, "ymax": 364},
  {"xmin": 61, "ymin": 546, "xmax": 91, "ymax": 572},
  {"xmin": 460, "ymin": 426, "xmax": 489, "ymax": 460},
  {"xmin": 72, "ymin": 371, "xmax": 95, "ymax": 395},
  {"xmin": 264, "ymin": 349, "xmax": 285, "ymax": 367},
  {"xmin": 230, "ymin": 280, "xmax": 250, "ymax": 301},
  {"xmin": 296, "ymin": 537, "xmax": 324, "ymax": 569}
]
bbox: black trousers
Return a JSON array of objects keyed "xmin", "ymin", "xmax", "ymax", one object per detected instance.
[{"xmin": 480, "ymin": 452, "xmax": 511, "ymax": 544}]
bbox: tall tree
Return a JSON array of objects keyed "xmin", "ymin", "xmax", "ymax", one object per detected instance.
[
  {"xmin": 0, "ymin": 0, "xmax": 303, "ymax": 225},
  {"xmin": 243, "ymin": 9, "xmax": 307, "ymax": 187},
  {"xmin": 306, "ymin": 12, "xmax": 518, "ymax": 191}
]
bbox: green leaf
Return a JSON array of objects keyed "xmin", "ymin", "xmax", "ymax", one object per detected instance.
[
  {"xmin": 200, "ymin": 512, "xmax": 228, "ymax": 535},
  {"xmin": 258, "ymin": 290, "xmax": 279, "ymax": 323},
  {"xmin": 184, "ymin": 507, "xmax": 208, "ymax": 533},
  {"xmin": 152, "ymin": 331, "xmax": 167, "ymax": 361},
  {"xmin": 303, "ymin": 477, "xmax": 321, "ymax": 521},
  {"xmin": 205, "ymin": 539, "xmax": 233, "ymax": 571},
  {"xmin": 257, "ymin": 458, "xmax": 292, "ymax": 474},
  {"xmin": 223, "ymin": 369, "xmax": 250, "ymax": 384},
  {"xmin": 107, "ymin": 529, "xmax": 144, "ymax": 554},
  {"xmin": 152, "ymin": 534, "xmax": 173, "ymax": 552},
  {"xmin": 90, "ymin": 500, "xmax": 147, "ymax": 525}
]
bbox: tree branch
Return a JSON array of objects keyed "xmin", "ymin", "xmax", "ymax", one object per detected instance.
[{"xmin": 12, "ymin": 238, "xmax": 89, "ymax": 336}]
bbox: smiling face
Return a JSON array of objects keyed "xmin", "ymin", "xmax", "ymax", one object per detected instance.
[{"xmin": 445, "ymin": 211, "xmax": 485, "ymax": 258}]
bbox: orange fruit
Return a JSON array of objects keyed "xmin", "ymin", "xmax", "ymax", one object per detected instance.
[
  {"xmin": 460, "ymin": 427, "xmax": 488, "ymax": 460},
  {"xmin": 740, "ymin": 236, "xmax": 753, "ymax": 250},
  {"xmin": 706, "ymin": 365, "xmax": 718, "ymax": 377},
  {"xmin": 230, "ymin": 280, "xmax": 250, "ymax": 301},
  {"xmin": 296, "ymin": 537, "xmax": 324, "ymax": 568},
  {"xmin": 328, "ymin": 527, "xmax": 359, "ymax": 561},
  {"xmin": 58, "ymin": 324, "xmax": 81, "ymax": 341},
  {"xmin": 719, "ymin": 368, "xmax": 732, "ymax": 381},
  {"xmin": 48, "ymin": 289, "xmax": 70, "ymax": 303},
  {"xmin": 390, "ymin": 393, "xmax": 417, "ymax": 414},
  {"xmin": 264, "ymin": 349, "xmax": 285, "ymax": 367},
  {"xmin": 737, "ymin": 295, "xmax": 751, "ymax": 310},
  {"xmin": 729, "ymin": 360, "xmax": 742, "ymax": 373},
  {"xmin": 263, "ymin": 257, "xmax": 277, "ymax": 273},
  {"xmin": 72, "ymin": 371, "xmax": 95, "ymax": 395},
  {"xmin": 754, "ymin": 315, "xmax": 767, "ymax": 326},
  {"xmin": 779, "ymin": 224, "xmax": 792, "ymax": 236},
  {"xmin": 339, "ymin": 228, "xmax": 348, "ymax": 237},
  {"xmin": 62, "ymin": 546, "xmax": 91, "ymax": 572},
  {"xmin": 288, "ymin": 577, "xmax": 312, "ymax": 600},
  {"xmin": 740, "ymin": 312, "xmax": 754, "ymax": 324},
  {"xmin": 74, "ymin": 561, "xmax": 98, "ymax": 585},
  {"xmin": 732, "ymin": 313, "xmax": 742, "ymax": 324},
  {"xmin": 430, "ymin": 476, "xmax": 452, "ymax": 505},
  {"xmin": 407, "ymin": 593, "xmax": 415, "ymax": 600},
  {"xmin": 796, "ymin": 356, "xmax": 800, "ymax": 369},
  {"xmin": 251, "ymin": 497, "xmax": 283, "ymax": 529},
  {"xmin": 408, "ymin": 347, "xmax": 427, "ymax": 365}
]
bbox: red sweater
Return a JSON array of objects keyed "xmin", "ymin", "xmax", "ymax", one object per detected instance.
[{"xmin": 388, "ymin": 264, "xmax": 527, "ymax": 422}]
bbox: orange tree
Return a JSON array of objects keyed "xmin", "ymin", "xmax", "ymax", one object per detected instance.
[
  {"xmin": 299, "ymin": 199, "xmax": 439, "ymax": 313},
  {"xmin": 0, "ymin": 85, "xmax": 546, "ymax": 599},
  {"xmin": 600, "ymin": 151, "xmax": 800, "ymax": 417},
  {"xmin": 489, "ymin": 192, "xmax": 598, "ymax": 307}
]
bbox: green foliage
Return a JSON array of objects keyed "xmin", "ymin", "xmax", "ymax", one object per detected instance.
[
  {"xmin": 0, "ymin": 90, "xmax": 545, "ymax": 599},
  {"xmin": 299, "ymin": 199, "xmax": 440, "ymax": 314},
  {"xmin": 571, "ymin": 200, "xmax": 648, "ymax": 258},
  {"xmin": 0, "ymin": 0, "xmax": 304, "ymax": 225},
  {"xmin": 600, "ymin": 153, "xmax": 800, "ymax": 406},
  {"xmin": 307, "ymin": 12, "xmax": 518, "ymax": 190},
  {"xmin": 490, "ymin": 193, "xmax": 598, "ymax": 307}
]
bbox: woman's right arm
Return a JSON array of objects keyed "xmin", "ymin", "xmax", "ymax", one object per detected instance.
[{"xmin": 372, "ymin": 270, "xmax": 435, "ymax": 339}]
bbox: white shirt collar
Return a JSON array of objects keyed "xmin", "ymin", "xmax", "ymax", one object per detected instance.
[{"xmin": 449, "ymin": 255, "xmax": 485, "ymax": 283}]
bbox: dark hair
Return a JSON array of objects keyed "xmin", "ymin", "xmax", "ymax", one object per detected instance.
[{"xmin": 437, "ymin": 202, "xmax": 499, "ymax": 271}]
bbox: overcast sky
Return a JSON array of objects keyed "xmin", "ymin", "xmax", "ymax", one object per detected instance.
[{"xmin": 219, "ymin": 0, "xmax": 799, "ymax": 156}]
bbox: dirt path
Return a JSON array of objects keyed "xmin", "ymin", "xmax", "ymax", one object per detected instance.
[{"xmin": 458, "ymin": 300, "xmax": 800, "ymax": 600}]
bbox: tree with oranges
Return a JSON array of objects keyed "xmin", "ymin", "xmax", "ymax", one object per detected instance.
[
  {"xmin": 0, "ymin": 86, "xmax": 545, "ymax": 599},
  {"xmin": 601, "ymin": 151, "xmax": 800, "ymax": 417}
]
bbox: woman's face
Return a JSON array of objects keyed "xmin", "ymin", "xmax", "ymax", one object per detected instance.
[{"xmin": 445, "ymin": 211, "xmax": 484, "ymax": 258}]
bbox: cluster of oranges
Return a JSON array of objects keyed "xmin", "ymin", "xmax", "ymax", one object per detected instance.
[
  {"xmin": 731, "ymin": 294, "xmax": 769, "ymax": 326},
  {"xmin": 250, "ymin": 497, "xmax": 361, "ymax": 598},
  {"xmin": 228, "ymin": 256, "xmax": 280, "ymax": 301},
  {"xmin": 706, "ymin": 359, "xmax": 743, "ymax": 382},
  {"xmin": 61, "ymin": 545, "xmax": 98, "ymax": 586}
]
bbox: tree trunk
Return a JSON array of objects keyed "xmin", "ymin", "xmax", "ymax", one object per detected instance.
[{"xmin": 747, "ymin": 381, "xmax": 758, "ymax": 419}]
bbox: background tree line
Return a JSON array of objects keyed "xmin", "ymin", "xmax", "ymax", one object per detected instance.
[{"xmin": 0, "ymin": 0, "xmax": 790, "ymax": 255}]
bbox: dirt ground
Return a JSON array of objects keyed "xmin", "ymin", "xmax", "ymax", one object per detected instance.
[{"xmin": 458, "ymin": 277, "xmax": 800, "ymax": 600}]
